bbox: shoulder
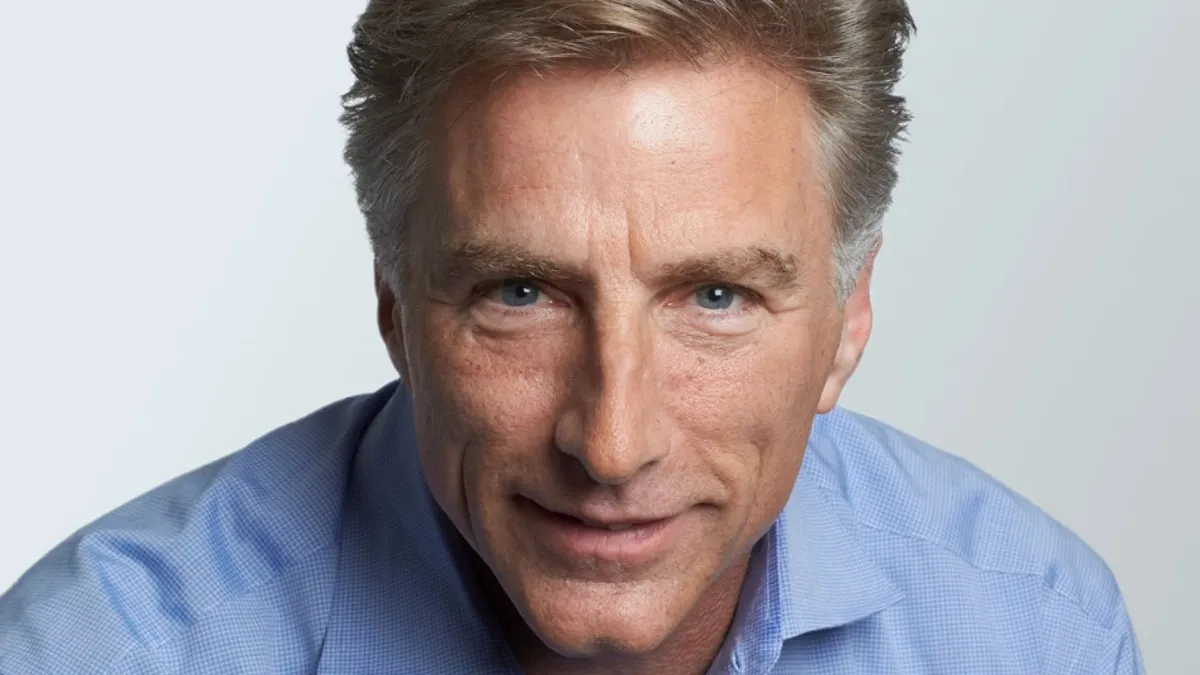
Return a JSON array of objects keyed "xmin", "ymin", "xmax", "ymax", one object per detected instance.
[
  {"xmin": 0, "ymin": 386, "xmax": 394, "ymax": 674},
  {"xmin": 805, "ymin": 407, "xmax": 1126, "ymax": 630}
]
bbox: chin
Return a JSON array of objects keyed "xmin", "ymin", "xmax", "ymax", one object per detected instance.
[{"xmin": 516, "ymin": 575, "xmax": 691, "ymax": 658}]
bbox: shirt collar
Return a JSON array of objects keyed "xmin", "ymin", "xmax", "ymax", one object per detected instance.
[
  {"xmin": 718, "ymin": 414, "xmax": 905, "ymax": 673},
  {"xmin": 318, "ymin": 384, "xmax": 521, "ymax": 673},
  {"xmin": 773, "ymin": 441, "xmax": 906, "ymax": 639}
]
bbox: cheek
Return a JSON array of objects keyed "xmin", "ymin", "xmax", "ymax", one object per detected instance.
[
  {"xmin": 663, "ymin": 326, "xmax": 823, "ymax": 432},
  {"xmin": 408, "ymin": 312, "xmax": 577, "ymax": 532},
  {"xmin": 659, "ymin": 323, "xmax": 827, "ymax": 502},
  {"xmin": 427, "ymin": 319, "xmax": 575, "ymax": 440}
]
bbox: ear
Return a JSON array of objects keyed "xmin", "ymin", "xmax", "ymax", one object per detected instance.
[
  {"xmin": 375, "ymin": 265, "xmax": 412, "ymax": 384},
  {"xmin": 817, "ymin": 245, "xmax": 879, "ymax": 413}
]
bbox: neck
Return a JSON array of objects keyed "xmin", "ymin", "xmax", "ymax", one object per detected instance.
[{"xmin": 473, "ymin": 555, "xmax": 751, "ymax": 675}]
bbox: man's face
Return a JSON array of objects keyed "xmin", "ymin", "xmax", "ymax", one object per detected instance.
[{"xmin": 381, "ymin": 60, "xmax": 871, "ymax": 658}]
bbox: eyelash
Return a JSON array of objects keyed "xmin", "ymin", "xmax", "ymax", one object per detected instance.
[
  {"xmin": 471, "ymin": 279, "xmax": 760, "ymax": 313},
  {"xmin": 470, "ymin": 279, "xmax": 546, "ymax": 301}
]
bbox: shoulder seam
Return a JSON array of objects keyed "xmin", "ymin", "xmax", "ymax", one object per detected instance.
[
  {"xmin": 825, "ymin": 485, "xmax": 1115, "ymax": 632},
  {"xmin": 100, "ymin": 540, "xmax": 339, "ymax": 675}
]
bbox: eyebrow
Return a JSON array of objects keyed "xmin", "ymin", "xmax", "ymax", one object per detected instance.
[
  {"xmin": 432, "ymin": 240, "xmax": 590, "ymax": 288},
  {"xmin": 432, "ymin": 240, "xmax": 803, "ymax": 292},
  {"xmin": 655, "ymin": 246, "xmax": 803, "ymax": 291}
]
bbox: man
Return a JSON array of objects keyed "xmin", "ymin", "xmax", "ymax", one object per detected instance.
[{"xmin": 0, "ymin": 0, "xmax": 1143, "ymax": 673}]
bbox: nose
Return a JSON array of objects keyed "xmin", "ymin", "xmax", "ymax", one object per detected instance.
[{"xmin": 554, "ymin": 313, "xmax": 668, "ymax": 485}]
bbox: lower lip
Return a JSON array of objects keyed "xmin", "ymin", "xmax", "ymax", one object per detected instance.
[{"xmin": 521, "ymin": 500, "xmax": 687, "ymax": 567}]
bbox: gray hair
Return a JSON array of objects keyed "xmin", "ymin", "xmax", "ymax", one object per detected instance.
[{"xmin": 341, "ymin": 0, "xmax": 915, "ymax": 300}]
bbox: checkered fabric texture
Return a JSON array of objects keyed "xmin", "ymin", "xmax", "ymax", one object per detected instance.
[{"xmin": 0, "ymin": 383, "xmax": 1142, "ymax": 674}]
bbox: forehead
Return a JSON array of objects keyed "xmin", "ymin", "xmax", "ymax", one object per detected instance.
[{"xmin": 431, "ymin": 59, "xmax": 831, "ymax": 267}]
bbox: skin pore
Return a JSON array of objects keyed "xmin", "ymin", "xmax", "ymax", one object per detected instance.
[{"xmin": 375, "ymin": 58, "xmax": 877, "ymax": 675}]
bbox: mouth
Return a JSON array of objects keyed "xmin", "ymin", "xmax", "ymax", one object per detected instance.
[{"xmin": 517, "ymin": 497, "xmax": 687, "ymax": 569}]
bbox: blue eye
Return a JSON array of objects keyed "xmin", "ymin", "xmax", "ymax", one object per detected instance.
[
  {"xmin": 498, "ymin": 279, "xmax": 541, "ymax": 307},
  {"xmin": 695, "ymin": 285, "xmax": 738, "ymax": 310}
]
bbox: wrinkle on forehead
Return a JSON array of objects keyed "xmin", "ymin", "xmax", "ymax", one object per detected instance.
[
  {"xmin": 442, "ymin": 59, "xmax": 807, "ymax": 177},
  {"xmin": 433, "ymin": 59, "xmax": 831, "ymax": 286}
]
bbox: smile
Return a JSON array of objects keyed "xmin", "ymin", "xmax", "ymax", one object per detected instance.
[{"xmin": 519, "ymin": 498, "xmax": 689, "ymax": 568}]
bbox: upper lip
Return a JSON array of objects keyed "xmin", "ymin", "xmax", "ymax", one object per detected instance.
[{"xmin": 522, "ymin": 496, "xmax": 677, "ymax": 527}]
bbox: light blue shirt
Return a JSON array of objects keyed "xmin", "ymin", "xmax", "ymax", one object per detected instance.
[{"xmin": 0, "ymin": 383, "xmax": 1142, "ymax": 673}]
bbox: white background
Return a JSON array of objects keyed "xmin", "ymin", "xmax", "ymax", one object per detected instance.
[{"xmin": 1, "ymin": 0, "xmax": 1196, "ymax": 671}]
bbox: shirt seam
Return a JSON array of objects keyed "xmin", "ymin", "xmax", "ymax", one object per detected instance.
[
  {"xmin": 814, "ymin": 482, "xmax": 1116, "ymax": 632},
  {"xmin": 99, "ymin": 539, "xmax": 339, "ymax": 675}
]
